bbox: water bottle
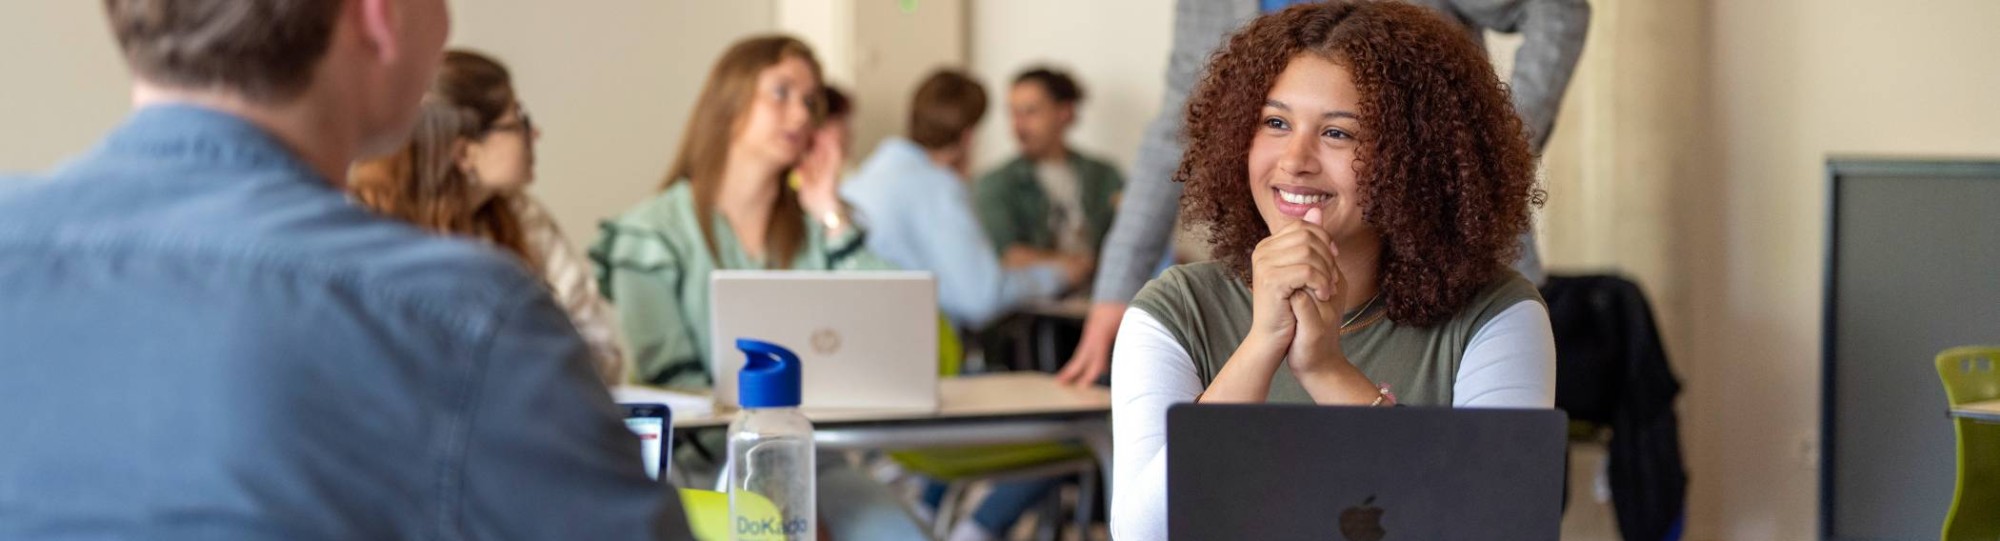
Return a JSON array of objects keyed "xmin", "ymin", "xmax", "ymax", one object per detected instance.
[{"xmin": 727, "ymin": 339, "xmax": 815, "ymax": 540}]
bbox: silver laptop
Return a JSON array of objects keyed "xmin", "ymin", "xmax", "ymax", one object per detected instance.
[
  {"xmin": 709, "ymin": 271, "xmax": 939, "ymax": 412},
  {"xmin": 1168, "ymin": 404, "xmax": 1568, "ymax": 541}
]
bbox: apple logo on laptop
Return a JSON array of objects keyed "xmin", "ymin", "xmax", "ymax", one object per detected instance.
[
  {"xmin": 810, "ymin": 327, "xmax": 842, "ymax": 356},
  {"xmin": 1339, "ymin": 495, "xmax": 1385, "ymax": 541}
]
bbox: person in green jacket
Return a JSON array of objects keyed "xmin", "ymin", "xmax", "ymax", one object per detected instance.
[
  {"xmin": 590, "ymin": 35, "xmax": 928, "ymax": 541},
  {"xmin": 975, "ymin": 67, "xmax": 1124, "ymax": 280},
  {"xmin": 591, "ymin": 36, "xmax": 887, "ymax": 390}
]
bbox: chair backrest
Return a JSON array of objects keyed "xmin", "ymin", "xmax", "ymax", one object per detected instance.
[
  {"xmin": 938, "ymin": 314, "xmax": 962, "ymax": 377},
  {"xmin": 1936, "ymin": 346, "xmax": 2000, "ymax": 407},
  {"xmin": 1934, "ymin": 347, "xmax": 2000, "ymax": 540}
]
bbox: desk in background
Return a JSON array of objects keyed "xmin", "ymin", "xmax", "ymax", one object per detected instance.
[
  {"xmin": 1953, "ymin": 399, "xmax": 2000, "ymax": 423},
  {"xmin": 984, "ymin": 299, "xmax": 1093, "ymax": 373}
]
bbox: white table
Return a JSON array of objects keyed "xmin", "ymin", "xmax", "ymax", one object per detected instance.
[
  {"xmin": 669, "ymin": 372, "xmax": 1114, "ymax": 484},
  {"xmin": 1953, "ymin": 399, "xmax": 2000, "ymax": 422}
]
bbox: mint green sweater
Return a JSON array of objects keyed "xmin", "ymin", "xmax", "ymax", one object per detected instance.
[{"xmin": 590, "ymin": 182, "xmax": 891, "ymax": 388}]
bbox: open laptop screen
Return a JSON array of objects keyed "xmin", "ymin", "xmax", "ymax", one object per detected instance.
[{"xmin": 1167, "ymin": 404, "xmax": 1566, "ymax": 541}]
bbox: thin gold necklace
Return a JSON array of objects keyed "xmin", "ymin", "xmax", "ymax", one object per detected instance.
[{"xmin": 1340, "ymin": 293, "xmax": 1381, "ymax": 329}]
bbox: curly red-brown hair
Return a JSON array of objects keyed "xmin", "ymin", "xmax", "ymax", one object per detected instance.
[{"xmin": 1177, "ymin": 0, "xmax": 1542, "ymax": 326}]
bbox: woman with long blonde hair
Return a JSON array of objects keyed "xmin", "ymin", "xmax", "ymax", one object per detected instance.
[{"xmin": 592, "ymin": 35, "xmax": 881, "ymax": 389}]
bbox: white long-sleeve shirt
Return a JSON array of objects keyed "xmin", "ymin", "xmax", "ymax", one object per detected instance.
[{"xmin": 1108, "ymin": 301, "xmax": 1556, "ymax": 540}]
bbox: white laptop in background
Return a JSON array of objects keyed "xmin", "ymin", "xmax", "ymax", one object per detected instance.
[{"xmin": 708, "ymin": 271, "xmax": 939, "ymax": 412}]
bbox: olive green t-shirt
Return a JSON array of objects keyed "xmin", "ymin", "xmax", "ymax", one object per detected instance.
[{"xmin": 1129, "ymin": 261, "xmax": 1543, "ymax": 405}]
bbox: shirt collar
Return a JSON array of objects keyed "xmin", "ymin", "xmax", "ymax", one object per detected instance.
[{"xmin": 99, "ymin": 103, "xmax": 327, "ymax": 184}]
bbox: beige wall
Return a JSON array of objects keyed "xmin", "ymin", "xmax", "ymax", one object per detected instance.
[
  {"xmin": 848, "ymin": 0, "xmax": 967, "ymax": 165},
  {"xmin": 0, "ymin": 1, "xmax": 776, "ymax": 247},
  {"xmin": 447, "ymin": 0, "xmax": 774, "ymax": 243},
  {"xmin": 1685, "ymin": 0, "xmax": 2000, "ymax": 538},
  {"xmin": 777, "ymin": 0, "xmax": 856, "ymax": 88},
  {"xmin": 1539, "ymin": 0, "xmax": 2000, "ymax": 538},
  {"xmin": 0, "ymin": 3, "xmax": 131, "ymax": 174},
  {"xmin": 967, "ymin": 0, "xmax": 1174, "ymax": 173},
  {"xmin": 0, "ymin": 0, "xmax": 1154, "ymax": 245},
  {"xmin": 1522, "ymin": 1, "xmax": 1708, "ymax": 538}
]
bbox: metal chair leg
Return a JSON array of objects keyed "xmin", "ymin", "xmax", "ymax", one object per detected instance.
[
  {"xmin": 934, "ymin": 481, "xmax": 968, "ymax": 541},
  {"xmin": 1035, "ymin": 488, "xmax": 1062, "ymax": 541},
  {"xmin": 1075, "ymin": 469, "xmax": 1098, "ymax": 540}
]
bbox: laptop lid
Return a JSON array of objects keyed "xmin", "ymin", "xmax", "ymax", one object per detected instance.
[
  {"xmin": 1167, "ymin": 404, "xmax": 1567, "ymax": 541},
  {"xmin": 709, "ymin": 271, "xmax": 939, "ymax": 412}
]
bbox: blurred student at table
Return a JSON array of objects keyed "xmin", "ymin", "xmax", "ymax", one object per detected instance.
[
  {"xmin": 350, "ymin": 49, "xmax": 628, "ymax": 386},
  {"xmin": 842, "ymin": 69, "xmax": 1091, "ymax": 331},
  {"xmin": 591, "ymin": 35, "xmax": 926, "ymax": 541},
  {"xmin": 975, "ymin": 67, "xmax": 1122, "ymax": 292},
  {"xmin": 593, "ymin": 36, "xmax": 889, "ymax": 388}
]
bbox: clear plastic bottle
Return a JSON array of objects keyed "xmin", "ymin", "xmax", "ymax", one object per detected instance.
[{"xmin": 727, "ymin": 339, "xmax": 815, "ymax": 541}]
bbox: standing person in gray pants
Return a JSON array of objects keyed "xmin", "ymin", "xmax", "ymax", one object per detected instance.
[{"xmin": 1055, "ymin": 0, "xmax": 1590, "ymax": 387}]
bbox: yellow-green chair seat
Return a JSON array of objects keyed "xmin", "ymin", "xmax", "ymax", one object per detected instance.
[
  {"xmin": 680, "ymin": 488, "xmax": 785, "ymax": 541},
  {"xmin": 889, "ymin": 442, "xmax": 1093, "ymax": 481},
  {"xmin": 1936, "ymin": 346, "xmax": 2000, "ymax": 541}
]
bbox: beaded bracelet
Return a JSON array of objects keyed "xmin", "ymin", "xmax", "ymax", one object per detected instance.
[{"xmin": 1368, "ymin": 383, "xmax": 1398, "ymax": 407}]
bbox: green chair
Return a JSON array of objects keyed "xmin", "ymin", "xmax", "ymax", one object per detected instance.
[
  {"xmin": 1936, "ymin": 346, "xmax": 2000, "ymax": 540},
  {"xmin": 937, "ymin": 314, "xmax": 962, "ymax": 377},
  {"xmin": 890, "ymin": 442, "xmax": 1098, "ymax": 540},
  {"xmin": 886, "ymin": 318, "xmax": 1102, "ymax": 540},
  {"xmin": 680, "ymin": 488, "xmax": 785, "ymax": 541}
]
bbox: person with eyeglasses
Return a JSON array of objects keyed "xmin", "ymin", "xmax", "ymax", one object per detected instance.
[{"xmin": 351, "ymin": 49, "xmax": 630, "ymax": 386}]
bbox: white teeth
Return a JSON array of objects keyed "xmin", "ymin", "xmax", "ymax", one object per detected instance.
[{"xmin": 1278, "ymin": 190, "xmax": 1330, "ymax": 205}]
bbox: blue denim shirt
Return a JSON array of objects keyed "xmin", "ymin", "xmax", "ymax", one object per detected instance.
[{"xmin": 0, "ymin": 105, "xmax": 690, "ymax": 540}]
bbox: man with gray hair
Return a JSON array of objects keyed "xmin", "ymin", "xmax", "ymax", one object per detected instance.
[{"xmin": 0, "ymin": 1, "xmax": 691, "ymax": 539}]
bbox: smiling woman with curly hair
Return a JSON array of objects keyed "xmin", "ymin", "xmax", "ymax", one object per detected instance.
[{"xmin": 1108, "ymin": 2, "xmax": 1556, "ymax": 538}]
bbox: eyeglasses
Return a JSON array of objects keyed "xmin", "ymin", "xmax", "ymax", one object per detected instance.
[{"xmin": 486, "ymin": 108, "xmax": 534, "ymax": 136}]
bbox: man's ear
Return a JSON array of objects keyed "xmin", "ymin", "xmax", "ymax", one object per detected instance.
[
  {"xmin": 958, "ymin": 128, "xmax": 979, "ymax": 151},
  {"xmin": 355, "ymin": 0, "xmax": 403, "ymax": 64}
]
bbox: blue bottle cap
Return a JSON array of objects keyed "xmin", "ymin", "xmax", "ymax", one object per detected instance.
[{"xmin": 736, "ymin": 338, "xmax": 802, "ymax": 408}]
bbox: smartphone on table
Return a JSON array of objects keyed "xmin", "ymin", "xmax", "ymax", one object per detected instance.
[{"xmin": 621, "ymin": 403, "xmax": 671, "ymax": 481}]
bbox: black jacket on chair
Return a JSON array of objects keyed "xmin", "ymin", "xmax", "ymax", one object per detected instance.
[{"xmin": 1541, "ymin": 275, "xmax": 1688, "ymax": 541}]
